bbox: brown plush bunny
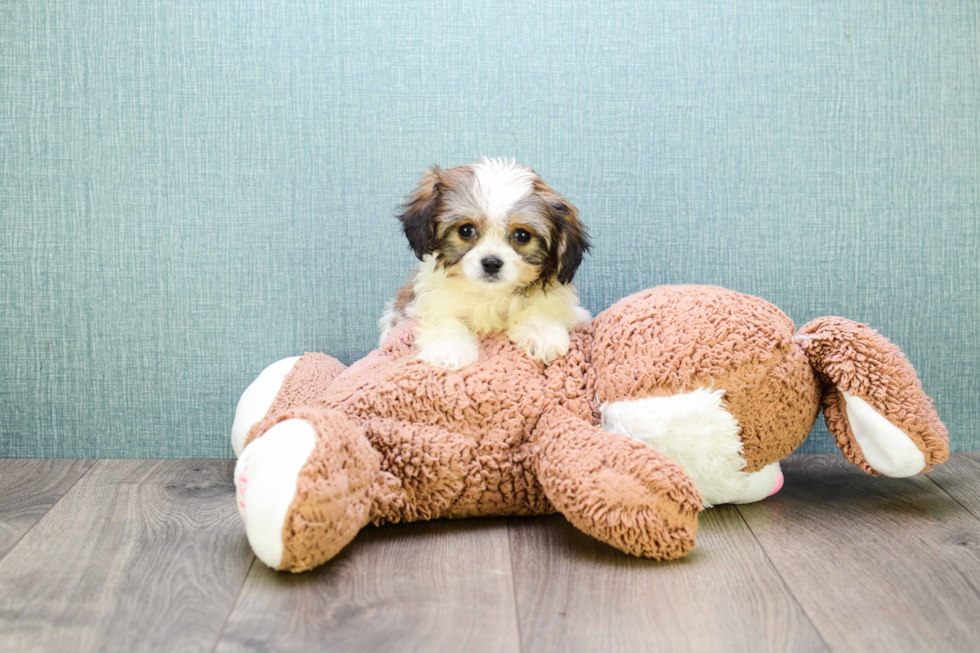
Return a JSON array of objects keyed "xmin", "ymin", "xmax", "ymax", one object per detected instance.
[{"xmin": 230, "ymin": 285, "xmax": 948, "ymax": 572}]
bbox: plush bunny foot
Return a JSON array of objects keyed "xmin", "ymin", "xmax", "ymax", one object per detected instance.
[
  {"xmin": 235, "ymin": 416, "xmax": 316, "ymax": 568},
  {"xmin": 235, "ymin": 408, "xmax": 380, "ymax": 572}
]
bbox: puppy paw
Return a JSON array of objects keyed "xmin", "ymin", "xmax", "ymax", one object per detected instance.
[
  {"xmin": 416, "ymin": 332, "xmax": 480, "ymax": 370},
  {"xmin": 509, "ymin": 320, "xmax": 570, "ymax": 364}
]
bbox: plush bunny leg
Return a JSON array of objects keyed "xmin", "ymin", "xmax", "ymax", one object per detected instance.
[
  {"xmin": 235, "ymin": 407, "xmax": 380, "ymax": 572},
  {"xmin": 600, "ymin": 389, "xmax": 785, "ymax": 507},
  {"xmin": 531, "ymin": 406, "xmax": 703, "ymax": 559},
  {"xmin": 232, "ymin": 353, "xmax": 348, "ymax": 456},
  {"xmin": 795, "ymin": 317, "xmax": 949, "ymax": 477}
]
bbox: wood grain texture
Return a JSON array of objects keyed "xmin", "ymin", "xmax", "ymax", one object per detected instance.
[
  {"xmin": 928, "ymin": 452, "xmax": 980, "ymax": 521},
  {"xmin": 215, "ymin": 518, "xmax": 521, "ymax": 653},
  {"xmin": 509, "ymin": 508, "xmax": 827, "ymax": 653},
  {"xmin": 1, "ymin": 455, "xmax": 977, "ymax": 651},
  {"xmin": 0, "ymin": 459, "xmax": 95, "ymax": 559},
  {"xmin": 0, "ymin": 460, "xmax": 252, "ymax": 653},
  {"xmin": 737, "ymin": 454, "xmax": 980, "ymax": 653}
]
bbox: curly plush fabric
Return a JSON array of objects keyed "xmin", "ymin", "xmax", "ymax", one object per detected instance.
[
  {"xmin": 243, "ymin": 353, "xmax": 348, "ymax": 449},
  {"xmin": 274, "ymin": 407, "xmax": 380, "ymax": 572},
  {"xmin": 532, "ymin": 407, "xmax": 702, "ymax": 558},
  {"xmin": 325, "ymin": 323, "xmax": 564, "ymax": 522},
  {"xmin": 795, "ymin": 317, "xmax": 949, "ymax": 475},
  {"xmin": 237, "ymin": 285, "xmax": 948, "ymax": 572},
  {"xmin": 591, "ymin": 286, "xmax": 822, "ymax": 471}
]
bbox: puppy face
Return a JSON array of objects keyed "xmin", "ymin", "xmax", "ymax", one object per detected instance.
[{"xmin": 397, "ymin": 158, "xmax": 590, "ymax": 291}]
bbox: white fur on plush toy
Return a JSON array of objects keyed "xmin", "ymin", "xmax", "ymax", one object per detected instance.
[
  {"xmin": 231, "ymin": 356, "xmax": 300, "ymax": 457},
  {"xmin": 841, "ymin": 391, "xmax": 926, "ymax": 477},
  {"xmin": 600, "ymin": 388, "xmax": 782, "ymax": 507},
  {"xmin": 235, "ymin": 418, "xmax": 315, "ymax": 568}
]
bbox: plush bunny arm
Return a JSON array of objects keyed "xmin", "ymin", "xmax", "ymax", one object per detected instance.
[
  {"xmin": 530, "ymin": 406, "xmax": 703, "ymax": 559},
  {"xmin": 795, "ymin": 317, "xmax": 949, "ymax": 477}
]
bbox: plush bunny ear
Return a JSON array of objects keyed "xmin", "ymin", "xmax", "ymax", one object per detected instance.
[{"xmin": 397, "ymin": 166, "xmax": 445, "ymax": 260}]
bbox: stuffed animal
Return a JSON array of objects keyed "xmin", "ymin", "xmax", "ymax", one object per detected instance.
[{"xmin": 230, "ymin": 285, "xmax": 948, "ymax": 572}]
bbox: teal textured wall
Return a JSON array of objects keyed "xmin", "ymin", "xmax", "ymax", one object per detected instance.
[{"xmin": 1, "ymin": 1, "xmax": 977, "ymax": 458}]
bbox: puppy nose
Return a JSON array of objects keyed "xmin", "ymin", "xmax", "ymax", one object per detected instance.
[{"xmin": 481, "ymin": 256, "xmax": 504, "ymax": 274}]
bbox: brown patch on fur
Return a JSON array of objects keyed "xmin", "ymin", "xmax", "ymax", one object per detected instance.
[
  {"xmin": 392, "ymin": 279, "xmax": 415, "ymax": 315},
  {"xmin": 531, "ymin": 176, "xmax": 591, "ymax": 285},
  {"xmin": 398, "ymin": 165, "xmax": 484, "ymax": 269},
  {"xmin": 431, "ymin": 216, "xmax": 483, "ymax": 270},
  {"xmin": 397, "ymin": 167, "xmax": 442, "ymax": 260},
  {"xmin": 382, "ymin": 275, "xmax": 418, "ymax": 333},
  {"xmin": 397, "ymin": 161, "xmax": 590, "ymax": 287}
]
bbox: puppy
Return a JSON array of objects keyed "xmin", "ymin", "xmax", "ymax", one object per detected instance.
[{"xmin": 380, "ymin": 158, "xmax": 591, "ymax": 370}]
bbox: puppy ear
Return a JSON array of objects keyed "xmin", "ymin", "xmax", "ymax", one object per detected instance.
[
  {"xmin": 547, "ymin": 197, "xmax": 591, "ymax": 284},
  {"xmin": 397, "ymin": 166, "xmax": 445, "ymax": 260}
]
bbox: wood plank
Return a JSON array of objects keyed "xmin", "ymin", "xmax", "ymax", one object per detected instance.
[
  {"xmin": 0, "ymin": 460, "xmax": 253, "ymax": 653},
  {"xmin": 509, "ymin": 508, "xmax": 827, "ymax": 653},
  {"xmin": 0, "ymin": 459, "xmax": 96, "ymax": 559},
  {"xmin": 928, "ymin": 452, "xmax": 980, "ymax": 521},
  {"xmin": 215, "ymin": 518, "xmax": 521, "ymax": 653},
  {"xmin": 737, "ymin": 454, "xmax": 980, "ymax": 653}
]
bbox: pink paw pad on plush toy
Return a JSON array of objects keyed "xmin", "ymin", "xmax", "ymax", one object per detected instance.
[
  {"xmin": 235, "ymin": 460, "xmax": 248, "ymax": 522},
  {"xmin": 230, "ymin": 285, "xmax": 948, "ymax": 573},
  {"xmin": 768, "ymin": 469, "xmax": 785, "ymax": 497}
]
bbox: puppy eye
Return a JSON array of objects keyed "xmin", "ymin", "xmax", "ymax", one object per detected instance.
[
  {"xmin": 512, "ymin": 229, "xmax": 532, "ymax": 245},
  {"xmin": 457, "ymin": 224, "xmax": 476, "ymax": 240}
]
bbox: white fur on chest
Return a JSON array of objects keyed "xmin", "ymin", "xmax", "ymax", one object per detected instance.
[{"xmin": 408, "ymin": 255, "xmax": 584, "ymax": 334}]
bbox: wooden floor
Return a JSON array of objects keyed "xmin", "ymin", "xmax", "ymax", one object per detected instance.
[{"xmin": 0, "ymin": 454, "xmax": 978, "ymax": 652}]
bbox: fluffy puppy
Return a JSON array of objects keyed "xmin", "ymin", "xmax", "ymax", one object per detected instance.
[{"xmin": 380, "ymin": 158, "xmax": 591, "ymax": 370}]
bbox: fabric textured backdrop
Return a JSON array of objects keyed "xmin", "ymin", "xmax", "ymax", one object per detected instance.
[{"xmin": 1, "ymin": 1, "xmax": 977, "ymax": 458}]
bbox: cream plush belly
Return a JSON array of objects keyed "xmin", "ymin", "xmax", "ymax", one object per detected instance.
[{"xmin": 600, "ymin": 388, "xmax": 781, "ymax": 507}]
